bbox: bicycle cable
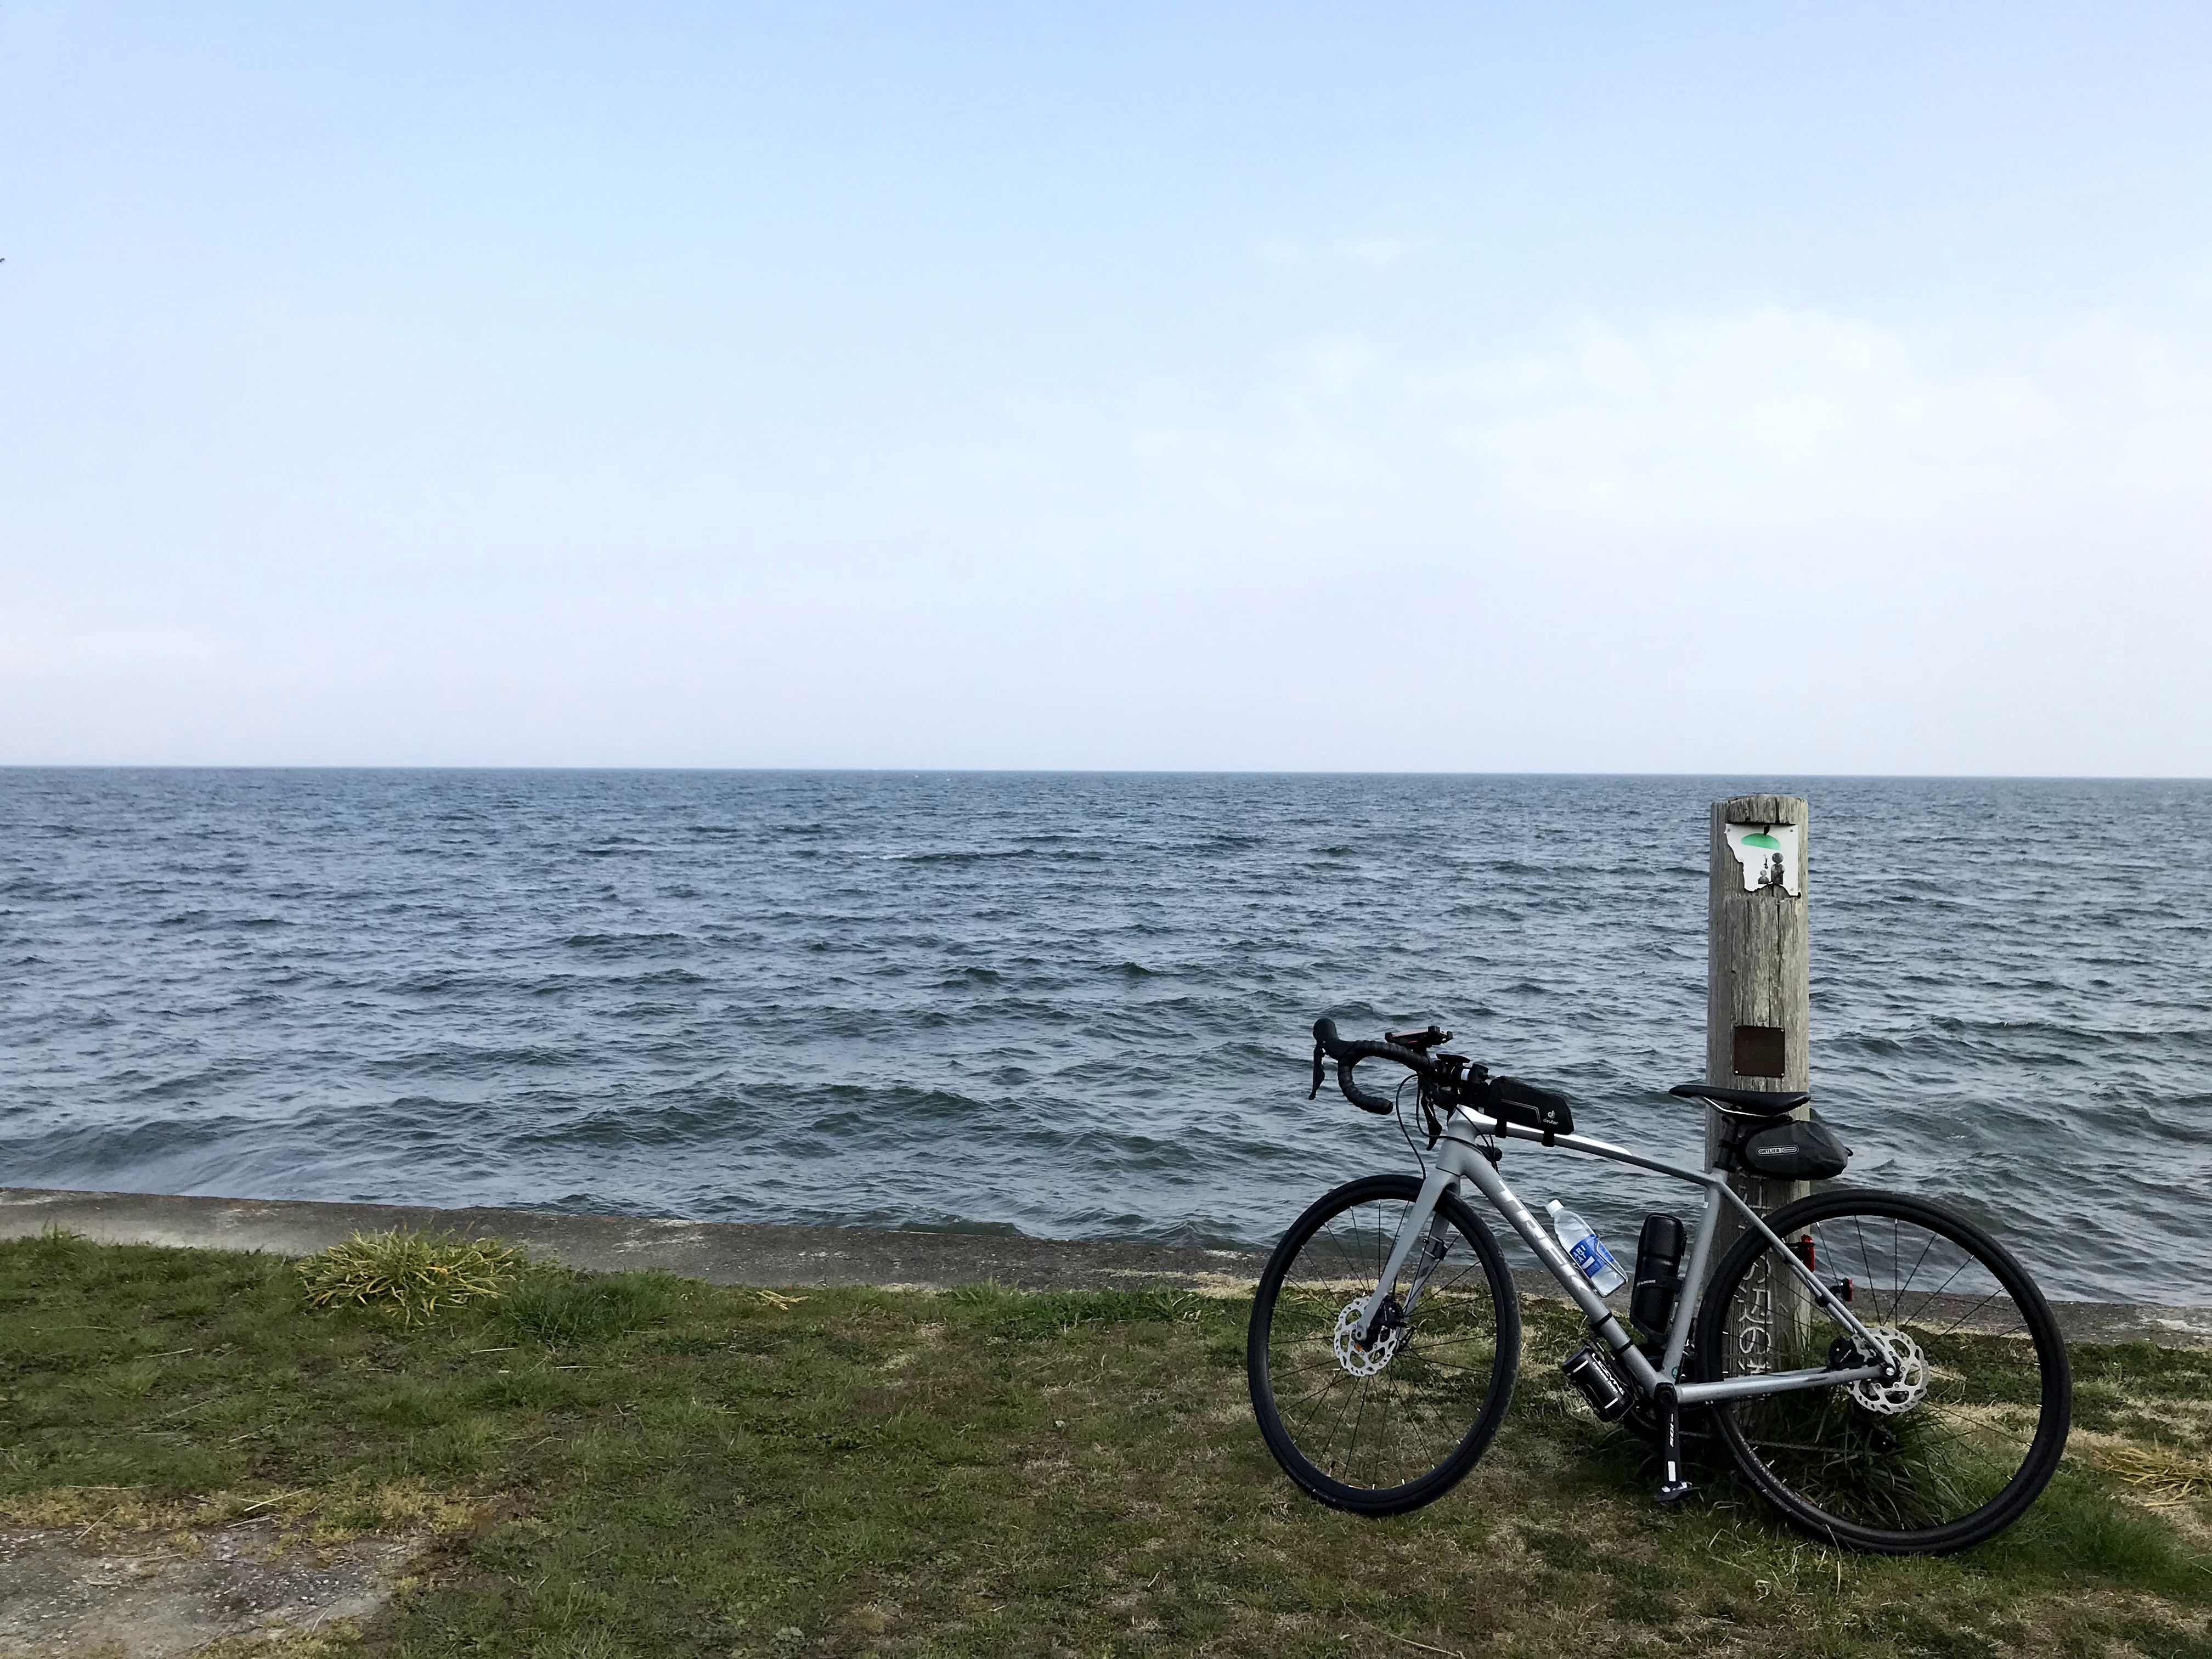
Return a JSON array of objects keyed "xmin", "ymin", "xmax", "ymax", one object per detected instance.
[{"xmin": 1393, "ymin": 1074, "xmax": 1425, "ymax": 1177}]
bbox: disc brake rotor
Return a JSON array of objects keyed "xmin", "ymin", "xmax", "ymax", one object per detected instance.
[
  {"xmin": 1333, "ymin": 1299, "xmax": 1405, "ymax": 1378},
  {"xmin": 1848, "ymin": 1325, "xmax": 1931, "ymax": 1415}
]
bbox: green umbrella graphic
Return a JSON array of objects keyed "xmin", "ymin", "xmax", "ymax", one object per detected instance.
[{"xmin": 1741, "ymin": 831, "xmax": 1781, "ymax": 850}]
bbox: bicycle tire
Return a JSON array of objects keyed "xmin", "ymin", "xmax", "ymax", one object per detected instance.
[
  {"xmin": 1247, "ymin": 1173, "xmax": 1520, "ymax": 1516},
  {"xmin": 1695, "ymin": 1187, "xmax": 2071, "ymax": 1554}
]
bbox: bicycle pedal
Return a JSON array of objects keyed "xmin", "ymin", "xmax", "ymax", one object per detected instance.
[{"xmin": 1655, "ymin": 1479, "xmax": 1697, "ymax": 1505}]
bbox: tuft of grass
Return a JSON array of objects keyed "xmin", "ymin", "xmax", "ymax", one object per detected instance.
[{"xmin": 297, "ymin": 1228, "xmax": 527, "ymax": 1325}]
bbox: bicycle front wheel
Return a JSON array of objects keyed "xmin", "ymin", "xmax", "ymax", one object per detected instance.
[
  {"xmin": 1247, "ymin": 1173, "xmax": 1519, "ymax": 1515},
  {"xmin": 1695, "ymin": 1188, "xmax": 2072, "ymax": 1554}
]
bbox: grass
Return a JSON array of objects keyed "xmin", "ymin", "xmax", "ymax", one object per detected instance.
[
  {"xmin": 297, "ymin": 1228, "xmax": 528, "ymax": 1326},
  {"xmin": 2, "ymin": 1232, "xmax": 2208, "ymax": 1658},
  {"xmin": 2091, "ymin": 1446, "xmax": 2212, "ymax": 1508}
]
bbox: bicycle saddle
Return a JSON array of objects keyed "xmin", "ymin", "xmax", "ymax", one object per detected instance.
[{"xmin": 1668, "ymin": 1082, "xmax": 1808, "ymax": 1115}]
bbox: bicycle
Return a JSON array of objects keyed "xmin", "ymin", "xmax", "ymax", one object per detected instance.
[{"xmin": 1245, "ymin": 1017, "xmax": 2073, "ymax": 1555}]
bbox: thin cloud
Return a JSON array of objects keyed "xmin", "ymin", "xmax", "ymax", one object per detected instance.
[
  {"xmin": 1097, "ymin": 306, "xmax": 2212, "ymax": 549},
  {"xmin": 0, "ymin": 626, "xmax": 216, "ymax": 679}
]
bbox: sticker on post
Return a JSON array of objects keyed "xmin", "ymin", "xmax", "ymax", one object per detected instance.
[{"xmin": 1724, "ymin": 822, "xmax": 1801, "ymax": 895}]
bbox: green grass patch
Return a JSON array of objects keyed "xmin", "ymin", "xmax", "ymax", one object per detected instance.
[
  {"xmin": 943, "ymin": 1282, "xmax": 1223, "ymax": 1339},
  {"xmin": 498, "ymin": 1269, "xmax": 687, "ymax": 1345},
  {"xmin": 3, "ymin": 1232, "xmax": 2208, "ymax": 1658}
]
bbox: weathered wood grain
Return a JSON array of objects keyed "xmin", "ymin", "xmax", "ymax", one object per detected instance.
[{"xmin": 1706, "ymin": 794, "xmax": 1813, "ymax": 1223}]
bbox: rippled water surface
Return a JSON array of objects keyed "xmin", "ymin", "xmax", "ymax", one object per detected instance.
[{"xmin": 2, "ymin": 769, "xmax": 2205, "ymax": 1304}]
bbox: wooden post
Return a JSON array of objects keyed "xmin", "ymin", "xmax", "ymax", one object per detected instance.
[
  {"xmin": 1706, "ymin": 795, "xmax": 1812, "ymax": 1361},
  {"xmin": 1707, "ymin": 796, "xmax": 1812, "ymax": 1179}
]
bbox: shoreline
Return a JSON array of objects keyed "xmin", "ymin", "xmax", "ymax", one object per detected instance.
[{"xmin": 5, "ymin": 1184, "xmax": 2208, "ymax": 1349}]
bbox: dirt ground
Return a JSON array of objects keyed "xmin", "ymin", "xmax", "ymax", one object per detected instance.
[{"xmin": 0, "ymin": 1526, "xmax": 420, "ymax": 1659}]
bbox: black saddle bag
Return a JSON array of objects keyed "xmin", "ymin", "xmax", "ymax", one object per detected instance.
[{"xmin": 1736, "ymin": 1113, "xmax": 1849, "ymax": 1181}]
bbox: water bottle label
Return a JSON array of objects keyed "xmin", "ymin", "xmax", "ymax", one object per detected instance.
[{"xmin": 1569, "ymin": 1235, "xmax": 1623, "ymax": 1286}]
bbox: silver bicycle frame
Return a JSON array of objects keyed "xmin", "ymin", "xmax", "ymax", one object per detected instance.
[{"xmin": 1353, "ymin": 1103, "xmax": 1890, "ymax": 1404}]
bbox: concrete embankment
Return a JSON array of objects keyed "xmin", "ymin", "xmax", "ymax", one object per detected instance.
[
  {"xmin": 5, "ymin": 1186, "xmax": 2207, "ymax": 1349},
  {"xmin": 0, "ymin": 1187, "xmax": 1263, "ymax": 1296}
]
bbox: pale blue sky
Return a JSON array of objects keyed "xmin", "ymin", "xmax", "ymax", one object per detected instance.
[{"xmin": 4, "ymin": 4, "xmax": 2209, "ymax": 771}]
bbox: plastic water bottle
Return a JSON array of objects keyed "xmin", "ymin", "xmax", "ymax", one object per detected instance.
[{"xmin": 1547, "ymin": 1199, "xmax": 1626, "ymax": 1295}]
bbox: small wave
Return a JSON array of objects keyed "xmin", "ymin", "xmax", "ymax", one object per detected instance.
[
  {"xmin": 366, "ymin": 1044, "xmax": 589, "ymax": 1079},
  {"xmin": 879, "ymin": 847, "xmax": 1035, "ymax": 865},
  {"xmin": 125, "ymin": 1065, "xmax": 253, "ymax": 1103},
  {"xmin": 940, "ymin": 966, "xmax": 1004, "ymax": 986},
  {"xmin": 1826, "ymin": 1033, "xmax": 1912, "ymax": 1057},
  {"xmin": 895, "ymin": 1217, "xmax": 1028, "ymax": 1238},
  {"xmin": 0, "ymin": 879, "xmax": 81, "ymax": 901}
]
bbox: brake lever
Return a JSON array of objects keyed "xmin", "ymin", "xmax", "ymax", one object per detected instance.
[{"xmin": 1309, "ymin": 1042, "xmax": 1326, "ymax": 1100}]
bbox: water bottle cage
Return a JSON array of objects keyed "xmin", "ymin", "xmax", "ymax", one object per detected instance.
[{"xmin": 1629, "ymin": 1213, "xmax": 1689, "ymax": 1340}]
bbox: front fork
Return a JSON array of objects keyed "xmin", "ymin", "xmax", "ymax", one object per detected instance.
[{"xmin": 1354, "ymin": 1166, "xmax": 1458, "ymax": 1343}]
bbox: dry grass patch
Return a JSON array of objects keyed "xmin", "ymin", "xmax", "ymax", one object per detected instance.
[
  {"xmin": 2090, "ymin": 1442, "xmax": 2212, "ymax": 1507},
  {"xmin": 296, "ymin": 1229, "xmax": 527, "ymax": 1326},
  {"xmin": 0, "ymin": 1481, "xmax": 487, "ymax": 1550}
]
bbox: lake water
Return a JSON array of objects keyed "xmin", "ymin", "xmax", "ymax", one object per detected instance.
[{"xmin": 2, "ymin": 769, "xmax": 2205, "ymax": 1305}]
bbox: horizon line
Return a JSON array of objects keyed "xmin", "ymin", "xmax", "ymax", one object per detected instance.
[{"xmin": 4, "ymin": 763, "xmax": 2208, "ymax": 784}]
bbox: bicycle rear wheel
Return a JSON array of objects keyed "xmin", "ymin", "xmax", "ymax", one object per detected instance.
[
  {"xmin": 1246, "ymin": 1173, "xmax": 1519, "ymax": 1515},
  {"xmin": 1695, "ymin": 1188, "xmax": 2071, "ymax": 1554}
]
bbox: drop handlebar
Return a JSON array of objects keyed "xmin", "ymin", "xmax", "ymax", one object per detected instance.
[{"xmin": 1310, "ymin": 1017, "xmax": 1439, "ymax": 1116}]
